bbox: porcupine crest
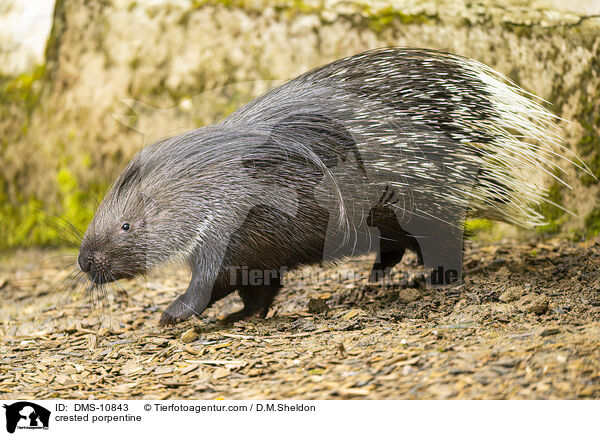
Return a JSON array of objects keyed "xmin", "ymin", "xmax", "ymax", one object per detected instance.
[{"xmin": 222, "ymin": 47, "xmax": 584, "ymax": 235}]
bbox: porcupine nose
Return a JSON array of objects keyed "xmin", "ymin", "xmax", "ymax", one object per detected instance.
[{"xmin": 77, "ymin": 249, "xmax": 92, "ymax": 273}]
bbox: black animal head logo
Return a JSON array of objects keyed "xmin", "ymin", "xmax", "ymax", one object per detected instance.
[{"xmin": 3, "ymin": 402, "xmax": 50, "ymax": 433}]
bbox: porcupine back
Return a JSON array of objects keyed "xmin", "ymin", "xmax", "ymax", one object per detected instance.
[{"xmin": 221, "ymin": 47, "xmax": 574, "ymax": 232}]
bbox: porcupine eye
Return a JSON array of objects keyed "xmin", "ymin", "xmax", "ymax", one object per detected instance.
[{"xmin": 120, "ymin": 222, "xmax": 131, "ymax": 232}]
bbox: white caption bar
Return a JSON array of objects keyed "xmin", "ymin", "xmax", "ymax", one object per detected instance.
[{"xmin": 0, "ymin": 400, "xmax": 596, "ymax": 435}]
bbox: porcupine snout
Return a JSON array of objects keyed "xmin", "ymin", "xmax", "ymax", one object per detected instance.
[
  {"xmin": 77, "ymin": 250, "xmax": 91, "ymax": 273},
  {"xmin": 78, "ymin": 248, "xmax": 110, "ymax": 284}
]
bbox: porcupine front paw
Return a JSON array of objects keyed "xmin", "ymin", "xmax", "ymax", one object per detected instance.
[
  {"xmin": 159, "ymin": 311, "xmax": 179, "ymax": 326},
  {"xmin": 159, "ymin": 295, "xmax": 196, "ymax": 326}
]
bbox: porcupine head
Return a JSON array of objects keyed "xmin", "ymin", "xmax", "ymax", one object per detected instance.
[{"xmin": 77, "ymin": 127, "xmax": 300, "ymax": 323}]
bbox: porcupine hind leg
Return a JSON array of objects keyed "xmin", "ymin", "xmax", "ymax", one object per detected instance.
[
  {"xmin": 222, "ymin": 279, "xmax": 282, "ymax": 324},
  {"xmin": 368, "ymin": 186, "xmax": 424, "ymax": 282},
  {"xmin": 369, "ymin": 243, "xmax": 406, "ymax": 282}
]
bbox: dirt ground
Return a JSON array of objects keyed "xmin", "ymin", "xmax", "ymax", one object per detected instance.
[{"xmin": 1, "ymin": 237, "xmax": 599, "ymax": 399}]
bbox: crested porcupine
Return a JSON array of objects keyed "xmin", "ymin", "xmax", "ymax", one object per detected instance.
[{"xmin": 77, "ymin": 47, "xmax": 583, "ymax": 326}]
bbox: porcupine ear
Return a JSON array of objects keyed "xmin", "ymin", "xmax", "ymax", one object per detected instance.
[
  {"xmin": 242, "ymin": 113, "xmax": 366, "ymax": 181},
  {"xmin": 290, "ymin": 113, "xmax": 366, "ymax": 175},
  {"xmin": 113, "ymin": 138, "xmax": 176, "ymax": 198},
  {"xmin": 114, "ymin": 160, "xmax": 142, "ymax": 197}
]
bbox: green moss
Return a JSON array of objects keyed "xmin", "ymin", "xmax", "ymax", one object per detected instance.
[
  {"xmin": 544, "ymin": 32, "xmax": 600, "ymax": 233},
  {"xmin": 556, "ymin": 45, "xmax": 600, "ymax": 187},
  {"xmin": 578, "ymin": 138, "xmax": 600, "ymax": 186},
  {"xmin": 575, "ymin": 82, "xmax": 600, "ymax": 185},
  {"xmin": 44, "ymin": 0, "xmax": 66, "ymax": 82},
  {"xmin": 0, "ymin": 177, "xmax": 57, "ymax": 249},
  {"xmin": 501, "ymin": 22, "xmax": 535, "ymax": 39},
  {"xmin": 0, "ymin": 167, "xmax": 103, "ymax": 251},
  {"xmin": 584, "ymin": 207, "xmax": 600, "ymax": 236},
  {"xmin": 188, "ymin": 0, "xmax": 435, "ymax": 30},
  {"xmin": 0, "ymin": 64, "xmax": 49, "ymax": 250},
  {"xmin": 56, "ymin": 167, "xmax": 97, "ymax": 237},
  {"xmin": 537, "ymin": 181, "xmax": 567, "ymax": 234},
  {"xmin": 363, "ymin": 5, "xmax": 433, "ymax": 33},
  {"xmin": 464, "ymin": 219, "xmax": 507, "ymax": 242},
  {"xmin": 0, "ymin": 65, "xmax": 45, "ymax": 160},
  {"xmin": 465, "ymin": 219, "xmax": 492, "ymax": 232},
  {"xmin": 0, "ymin": 65, "xmax": 45, "ymax": 112},
  {"xmin": 191, "ymin": 0, "xmax": 260, "ymax": 10},
  {"xmin": 291, "ymin": 0, "xmax": 319, "ymax": 14}
]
